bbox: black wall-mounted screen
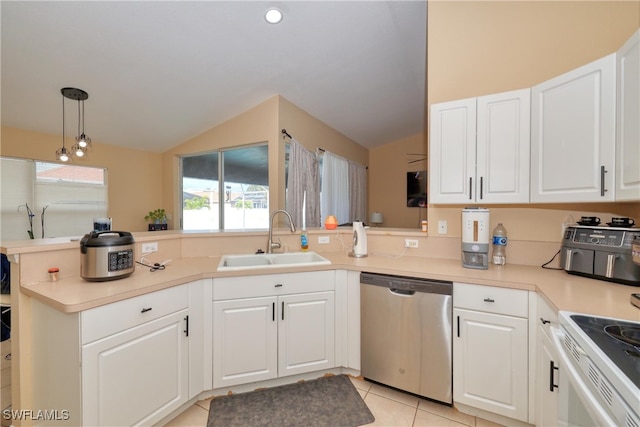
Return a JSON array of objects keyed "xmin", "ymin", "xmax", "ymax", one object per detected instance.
[{"xmin": 407, "ymin": 171, "xmax": 427, "ymax": 207}]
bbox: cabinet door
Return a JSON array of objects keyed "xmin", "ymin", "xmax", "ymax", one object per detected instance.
[
  {"xmin": 476, "ymin": 89, "xmax": 530, "ymax": 203},
  {"xmin": 536, "ymin": 327, "xmax": 559, "ymax": 427},
  {"xmin": 453, "ymin": 308, "xmax": 528, "ymax": 421},
  {"xmin": 278, "ymin": 291, "xmax": 335, "ymax": 377},
  {"xmin": 616, "ymin": 30, "xmax": 640, "ymax": 201},
  {"xmin": 429, "ymin": 98, "xmax": 477, "ymax": 203},
  {"xmin": 213, "ymin": 296, "xmax": 277, "ymax": 388},
  {"xmin": 82, "ymin": 309, "xmax": 189, "ymax": 427},
  {"xmin": 531, "ymin": 54, "xmax": 616, "ymax": 202}
]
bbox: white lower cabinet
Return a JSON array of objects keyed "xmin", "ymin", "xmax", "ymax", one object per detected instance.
[
  {"xmin": 30, "ymin": 282, "xmax": 202, "ymax": 426},
  {"xmin": 82, "ymin": 309, "xmax": 189, "ymax": 426},
  {"xmin": 453, "ymin": 283, "xmax": 529, "ymax": 422},
  {"xmin": 212, "ymin": 271, "xmax": 336, "ymax": 389},
  {"xmin": 535, "ymin": 295, "xmax": 560, "ymax": 427}
]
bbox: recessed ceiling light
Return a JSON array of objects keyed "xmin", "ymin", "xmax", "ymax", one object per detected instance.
[{"xmin": 265, "ymin": 8, "xmax": 283, "ymax": 24}]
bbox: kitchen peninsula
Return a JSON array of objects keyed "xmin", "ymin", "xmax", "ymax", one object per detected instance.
[{"xmin": 3, "ymin": 228, "xmax": 638, "ymax": 426}]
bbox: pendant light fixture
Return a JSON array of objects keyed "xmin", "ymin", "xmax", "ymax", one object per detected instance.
[{"xmin": 57, "ymin": 87, "xmax": 91, "ymax": 162}]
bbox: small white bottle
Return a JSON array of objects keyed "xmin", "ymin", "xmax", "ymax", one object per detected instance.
[{"xmin": 492, "ymin": 223, "xmax": 507, "ymax": 265}]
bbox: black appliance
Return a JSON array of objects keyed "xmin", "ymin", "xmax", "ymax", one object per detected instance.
[{"xmin": 560, "ymin": 225, "xmax": 640, "ymax": 286}]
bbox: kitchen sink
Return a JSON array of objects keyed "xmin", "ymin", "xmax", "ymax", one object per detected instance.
[{"xmin": 217, "ymin": 251, "xmax": 331, "ymax": 271}]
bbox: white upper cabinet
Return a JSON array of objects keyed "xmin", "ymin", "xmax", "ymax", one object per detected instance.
[
  {"xmin": 476, "ymin": 90, "xmax": 531, "ymax": 203},
  {"xmin": 616, "ymin": 29, "xmax": 640, "ymax": 201},
  {"xmin": 531, "ymin": 54, "xmax": 616, "ymax": 202},
  {"xmin": 430, "ymin": 89, "xmax": 530, "ymax": 204}
]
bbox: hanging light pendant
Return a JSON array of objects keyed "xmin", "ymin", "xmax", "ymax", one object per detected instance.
[{"xmin": 57, "ymin": 87, "xmax": 90, "ymax": 162}]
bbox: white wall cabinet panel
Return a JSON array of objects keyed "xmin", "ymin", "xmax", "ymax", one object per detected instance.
[
  {"xmin": 616, "ymin": 29, "xmax": 640, "ymax": 201},
  {"xmin": 476, "ymin": 90, "xmax": 530, "ymax": 203},
  {"xmin": 531, "ymin": 54, "xmax": 616, "ymax": 202},
  {"xmin": 430, "ymin": 89, "xmax": 530, "ymax": 204},
  {"xmin": 429, "ymin": 98, "xmax": 477, "ymax": 203}
]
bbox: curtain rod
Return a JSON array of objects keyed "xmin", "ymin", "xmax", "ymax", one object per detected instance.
[
  {"xmin": 282, "ymin": 129, "xmax": 327, "ymax": 152},
  {"xmin": 281, "ymin": 129, "xmax": 292, "ymax": 139}
]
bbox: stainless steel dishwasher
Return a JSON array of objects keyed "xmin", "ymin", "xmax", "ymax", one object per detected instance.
[{"xmin": 360, "ymin": 272, "xmax": 453, "ymax": 404}]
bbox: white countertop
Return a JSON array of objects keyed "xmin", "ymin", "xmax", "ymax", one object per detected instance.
[{"xmin": 19, "ymin": 252, "xmax": 640, "ymax": 322}]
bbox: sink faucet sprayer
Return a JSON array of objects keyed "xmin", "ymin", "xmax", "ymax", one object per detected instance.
[{"xmin": 267, "ymin": 209, "xmax": 296, "ymax": 253}]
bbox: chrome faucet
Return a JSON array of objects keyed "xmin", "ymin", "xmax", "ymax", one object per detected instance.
[{"xmin": 267, "ymin": 209, "xmax": 296, "ymax": 253}]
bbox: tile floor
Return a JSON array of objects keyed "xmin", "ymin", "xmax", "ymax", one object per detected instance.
[{"xmin": 164, "ymin": 376, "xmax": 504, "ymax": 427}]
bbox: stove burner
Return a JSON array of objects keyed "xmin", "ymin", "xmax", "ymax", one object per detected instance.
[{"xmin": 605, "ymin": 325, "xmax": 640, "ymax": 347}]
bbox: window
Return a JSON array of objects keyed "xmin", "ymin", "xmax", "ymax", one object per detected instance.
[
  {"xmin": 0, "ymin": 157, "xmax": 107, "ymax": 240},
  {"xmin": 181, "ymin": 144, "xmax": 269, "ymax": 230}
]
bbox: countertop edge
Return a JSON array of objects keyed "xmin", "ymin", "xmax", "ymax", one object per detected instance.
[{"xmin": 18, "ymin": 253, "xmax": 640, "ymax": 321}]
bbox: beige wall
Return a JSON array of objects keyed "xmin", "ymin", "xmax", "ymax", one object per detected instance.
[
  {"xmin": 428, "ymin": 0, "xmax": 640, "ymax": 104},
  {"xmin": 278, "ymin": 96, "xmax": 369, "ymax": 165},
  {"xmin": 0, "ymin": 126, "xmax": 163, "ymax": 232},
  {"xmin": 162, "ymin": 95, "xmax": 368, "ymax": 229},
  {"xmin": 1, "ymin": 95, "xmax": 369, "ymax": 237},
  {"xmin": 369, "ymin": 133, "xmax": 427, "ymax": 228},
  {"xmin": 161, "ymin": 96, "xmax": 280, "ymax": 229},
  {"xmin": 425, "ymin": 0, "xmax": 640, "ymax": 241}
]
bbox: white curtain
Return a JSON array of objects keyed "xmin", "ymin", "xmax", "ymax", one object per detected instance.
[
  {"xmin": 286, "ymin": 139, "xmax": 320, "ymax": 228},
  {"xmin": 321, "ymin": 152, "xmax": 350, "ymax": 225},
  {"xmin": 349, "ymin": 161, "xmax": 367, "ymax": 223}
]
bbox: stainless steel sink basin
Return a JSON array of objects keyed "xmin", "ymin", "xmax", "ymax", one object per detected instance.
[{"xmin": 217, "ymin": 251, "xmax": 331, "ymax": 271}]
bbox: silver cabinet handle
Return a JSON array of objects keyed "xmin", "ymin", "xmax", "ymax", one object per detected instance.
[
  {"xmin": 606, "ymin": 254, "xmax": 618, "ymax": 278},
  {"xmin": 141, "ymin": 307, "xmax": 152, "ymax": 313},
  {"xmin": 469, "ymin": 177, "xmax": 473, "ymax": 200},
  {"xmin": 600, "ymin": 165, "xmax": 607, "ymax": 197},
  {"xmin": 483, "ymin": 298, "xmax": 495, "ymax": 303}
]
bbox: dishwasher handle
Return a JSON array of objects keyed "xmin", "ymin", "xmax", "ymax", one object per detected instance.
[
  {"xmin": 389, "ymin": 288, "xmax": 415, "ymax": 296},
  {"xmin": 360, "ymin": 272, "xmax": 453, "ymax": 296}
]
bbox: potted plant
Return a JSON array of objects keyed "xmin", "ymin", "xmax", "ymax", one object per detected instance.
[{"xmin": 145, "ymin": 208, "xmax": 168, "ymax": 231}]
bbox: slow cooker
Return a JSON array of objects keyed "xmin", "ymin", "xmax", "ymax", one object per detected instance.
[{"xmin": 80, "ymin": 231, "xmax": 135, "ymax": 281}]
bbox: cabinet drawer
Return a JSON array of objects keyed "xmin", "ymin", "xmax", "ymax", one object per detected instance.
[
  {"xmin": 81, "ymin": 285, "xmax": 188, "ymax": 344},
  {"xmin": 454, "ymin": 282, "xmax": 528, "ymax": 317},
  {"xmin": 213, "ymin": 271, "xmax": 335, "ymax": 300}
]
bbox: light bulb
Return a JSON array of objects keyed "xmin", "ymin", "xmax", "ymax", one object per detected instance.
[
  {"xmin": 77, "ymin": 133, "xmax": 90, "ymax": 148},
  {"xmin": 265, "ymin": 8, "xmax": 282, "ymax": 24},
  {"xmin": 74, "ymin": 145, "xmax": 85, "ymax": 157},
  {"xmin": 57, "ymin": 146, "xmax": 70, "ymax": 162}
]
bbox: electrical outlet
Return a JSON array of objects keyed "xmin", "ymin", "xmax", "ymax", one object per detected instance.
[
  {"xmin": 438, "ymin": 220, "xmax": 448, "ymax": 235},
  {"xmin": 141, "ymin": 242, "xmax": 158, "ymax": 253},
  {"xmin": 317, "ymin": 236, "xmax": 330, "ymax": 244},
  {"xmin": 404, "ymin": 239, "xmax": 419, "ymax": 248}
]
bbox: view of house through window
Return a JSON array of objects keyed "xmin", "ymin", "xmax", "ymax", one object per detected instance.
[
  {"xmin": 181, "ymin": 144, "xmax": 269, "ymax": 230},
  {"xmin": 0, "ymin": 157, "xmax": 107, "ymax": 240}
]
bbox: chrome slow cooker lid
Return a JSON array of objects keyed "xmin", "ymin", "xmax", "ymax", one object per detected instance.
[{"xmin": 80, "ymin": 231, "xmax": 135, "ymax": 252}]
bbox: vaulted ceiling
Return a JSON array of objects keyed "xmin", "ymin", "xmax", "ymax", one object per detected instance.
[{"xmin": 1, "ymin": 1, "xmax": 426, "ymax": 152}]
